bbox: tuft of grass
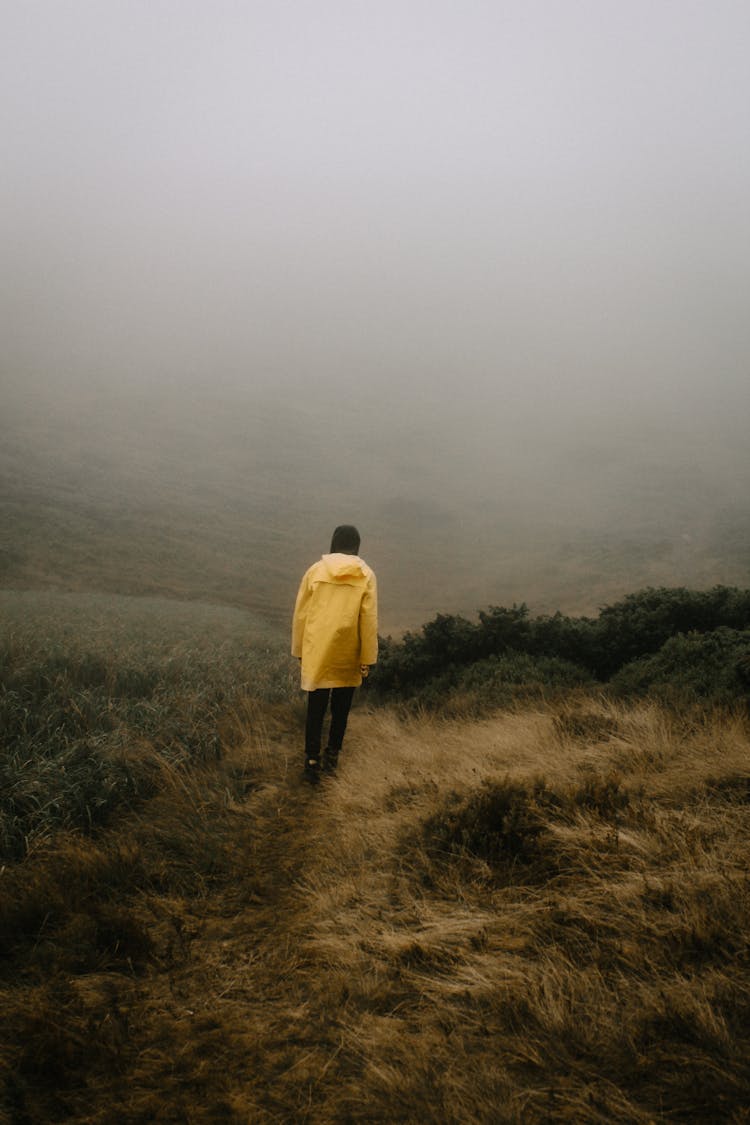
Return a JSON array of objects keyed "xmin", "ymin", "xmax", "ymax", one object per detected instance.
[{"xmin": 420, "ymin": 778, "xmax": 550, "ymax": 871}]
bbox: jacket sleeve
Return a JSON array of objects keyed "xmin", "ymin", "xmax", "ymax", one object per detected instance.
[
  {"xmin": 359, "ymin": 572, "xmax": 379, "ymax": 666},
  {"xmin": 291, "ymin": 570, "xmax": 312, "ymax": 657}
]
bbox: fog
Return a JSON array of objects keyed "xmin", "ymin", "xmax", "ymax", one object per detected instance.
[{"xmin": 2, "ymin": 1, "xmax": 749, "ymax": 630}]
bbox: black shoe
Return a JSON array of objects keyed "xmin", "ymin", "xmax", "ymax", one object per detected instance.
[
  {"xmin": 322, "ymin": 747, "xmax": 339, "ymax": 775},
  {"xmin": 304, "ymin": 758, "xmax": 321, "ymax": 784}
]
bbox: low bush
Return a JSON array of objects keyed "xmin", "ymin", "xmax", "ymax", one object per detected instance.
[
  {"xmin": 419, "ymin": 770, "xmax": 634, "ymax": 882},
  {"xmin": 421, "ymin": 779, "xmax": 551, "ymax": 870},
  {"xmin": 610, "ymin": 627, "xmax": 750, "ymax": 708},
  {"xmin": 375, "ymin": 586, "xmax": 750, "ymax": 713},
  {"xmin": 456, "ymin": 652, "xmax": 590, "ymax": 708},
  {"xmin": 592, "ymin": 586, "xmax": 750, "ymax": 677}
]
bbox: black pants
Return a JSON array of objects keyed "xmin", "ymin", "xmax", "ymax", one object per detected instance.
[{"xmin": 305, "ymin": 687, "xmax": 355, "ymax": 762}]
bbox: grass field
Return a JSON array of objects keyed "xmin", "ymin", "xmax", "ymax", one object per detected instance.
[{"xmin": 1, "ymin": 590, "xmax": 749, "ymax": 1122}]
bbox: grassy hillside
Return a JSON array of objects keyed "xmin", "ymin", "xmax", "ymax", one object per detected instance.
[
  {"xmin": 2, "ymin": 381, "xmax": 749, "ymax": 631},
  {"xmin": 2, "ymin": 699, "xmax": 749, "ymax": 1122},
  {"xmin": 1, "ymin": 590, "xmax": 749, "ymax": 1122}
]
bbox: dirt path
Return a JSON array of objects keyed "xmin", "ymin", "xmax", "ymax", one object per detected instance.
[{"xmin": 109, "ymin": 746, "xmax": 349, "ymax": 1123}]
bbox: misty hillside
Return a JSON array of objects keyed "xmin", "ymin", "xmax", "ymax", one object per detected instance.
[
  {"xmin": 2, "ymin": 380, "xmax": 749, "ymax": 633},
  {"xmin": 3, "ymin": 3, "xmax": 749, "ymax": 632}
]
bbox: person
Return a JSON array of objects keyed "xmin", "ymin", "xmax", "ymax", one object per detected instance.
[{"xmin": 291, "ymin": 525, "xmax": 378, "ymax": 783}]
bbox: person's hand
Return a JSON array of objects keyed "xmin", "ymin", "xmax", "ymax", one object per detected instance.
[{"xmin": 360, "ymin": 664, "xmax": 370, "ymax": 678}]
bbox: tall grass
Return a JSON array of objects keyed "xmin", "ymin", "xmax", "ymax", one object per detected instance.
[
  {"xmin": 2, "ymin": 590, "xmax": 749, "ymax": 1122},
  {"xmin": 0, "ymin": 590, "xmax": 296, "ymax": 860},
  {"xmin": 289, "ymin": 701, "xmax": 750, "ymax": 1122}
]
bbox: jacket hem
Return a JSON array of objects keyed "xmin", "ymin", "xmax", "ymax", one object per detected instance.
[{"xmin": 301, "ymin": 677, "xmax": 362, "ymax": 692}]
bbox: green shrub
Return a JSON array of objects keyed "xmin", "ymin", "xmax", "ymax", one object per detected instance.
[
  {"xmin": 592, "ymin": 587, "xmax": 750, "ymax": 677},
  {"xmin": 610, "ymin": 627, "xmax": 750, "ymax": 708},
  {"xmin": 375, "ymin": 645, "xmax": 590, "ymax": 714},
  {"xmin": 458, "ymin": 652, "xmax": 590, "ymax": 702},
  {"xmin": 375, "ymin": 586, "xmax": 750, "ymax": 710}
]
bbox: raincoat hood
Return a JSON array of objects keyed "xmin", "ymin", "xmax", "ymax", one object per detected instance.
[{"xmin": 320, "ymin": 553, "xmax": 371, "ymax": 581}]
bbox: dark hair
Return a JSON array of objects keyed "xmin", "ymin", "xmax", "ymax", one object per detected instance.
[{"xmin": 330, "ymin": 525, "xmax": 361, "ymax": 554}]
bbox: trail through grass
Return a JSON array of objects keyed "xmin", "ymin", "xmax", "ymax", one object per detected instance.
[{"xmin": 4, "ymin": 699, "xmax": 749, "ymax": 1123}]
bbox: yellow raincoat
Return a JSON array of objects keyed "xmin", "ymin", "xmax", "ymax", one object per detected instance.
[{"xmin": 292, "ymin": 553, "xmax": 378, "ymax": 691}]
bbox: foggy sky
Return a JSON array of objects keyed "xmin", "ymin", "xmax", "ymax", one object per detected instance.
[{"xmin": 2, "ymin": 1, "xmax": 750, "ymax": 593}]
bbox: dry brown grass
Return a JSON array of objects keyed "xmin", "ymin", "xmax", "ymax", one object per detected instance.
[{"xmin": 2, "ymin": 697, "xmax": 749, "ymax": 1123}]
